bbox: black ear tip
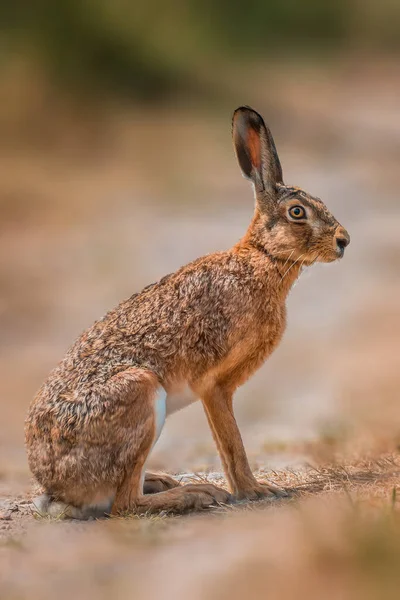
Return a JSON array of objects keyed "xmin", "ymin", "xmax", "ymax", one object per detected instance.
[
  {"xmin": 233, "ymin": 105, "xmax": 256, "ymax": 118},
  {"xmin": 234, "ymin": 105, "xmax": 256, "ymax": 114},
  {"xmin": 232, "ymin": 106, "xmax": 265, "ymax": 128}
]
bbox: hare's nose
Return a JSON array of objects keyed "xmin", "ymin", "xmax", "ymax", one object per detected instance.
[
  {"xmin": 335, "ymin": 228, "xmax": 350, "ymax": 255},
  {"xmin": 336, "ymin": 236, "xmax": 349, "ymax": 250}
]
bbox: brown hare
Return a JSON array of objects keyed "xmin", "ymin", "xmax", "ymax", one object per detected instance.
[{"xmin": 25, "ymin": 106, "xmax": 350, "ymax": 519}]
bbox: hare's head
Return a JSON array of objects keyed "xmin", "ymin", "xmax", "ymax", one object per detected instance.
[{"xmin": 233, "ymin": 106, "xmax": 350, "ymax": 265}]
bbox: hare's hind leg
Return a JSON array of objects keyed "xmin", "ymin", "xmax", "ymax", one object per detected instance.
[
  {"xmin": 112, "ymin": 380, "xmax": 232, "ymax": 514},
  {"xmin": 114, "ymin": 447, "xmax": 231, "ymax": 514},
  {"xmin": 134, "ymin": 483, "xmax": 232, "ymax": 514},
  {"xmin": 114, "ymin": 481, "xmax": 232, "ymax": 515},
  {"xmin": 29, "ymin": 367, "xmax": 161, "ymax": 520}
]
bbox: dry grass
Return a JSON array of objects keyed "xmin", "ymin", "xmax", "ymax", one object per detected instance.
[{"xmin": 1, "ymin": 454, "xmax": 400, "ymax": 600}]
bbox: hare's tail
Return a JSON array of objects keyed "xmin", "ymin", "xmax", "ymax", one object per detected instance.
[{"xmin": 32, "ymin": 494, "xmax": 113, "ymax": 520}]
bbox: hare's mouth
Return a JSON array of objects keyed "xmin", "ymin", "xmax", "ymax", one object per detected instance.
[
  {"xmin": 302, "ymin": 251, "xmax": 338, "ymax": 265},
  {"xmin": 314, "ymin": 250, "xmax": 344, "ymax": 264}
]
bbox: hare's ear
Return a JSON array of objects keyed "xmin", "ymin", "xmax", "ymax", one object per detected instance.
[{"xmin": 232, "ymin": 106, "xmax": 283, "ymax": 195}]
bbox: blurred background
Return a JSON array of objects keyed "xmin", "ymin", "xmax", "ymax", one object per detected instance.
[
  {"xmin": 1, "ymin": 2, "xmax": 400, "ymax": 599},
  {"xmin": 1, "ymin": 0, "xmax": 400, "ymax": 484}
]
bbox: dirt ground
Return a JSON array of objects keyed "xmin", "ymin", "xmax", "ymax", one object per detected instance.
[
  {"xmin": 1, "ymin": 60, "xmax": 400, "ymax": 599},
  {"xmin": 2, "ymin": 457, "xmax": 400, "ymax": 600}
]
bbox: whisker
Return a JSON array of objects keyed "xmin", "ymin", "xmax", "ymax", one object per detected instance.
[
  {"xmin": 310, "ymin": 252, "xmax": 320, "ymax": 266},
  {"xmin": 280, "ymin": 253, "xmax": 305, "ymax": 282},
  {"xmin": 301, "ymin": 251, "xmax": 318, "ymax": 271},
  {"xmin": 273, "ymin": 249, "xmax": 296, "ymax": 256},
  {"xmin": 282, "ymin": 250, "xmax": 295, "ymax": 270}
]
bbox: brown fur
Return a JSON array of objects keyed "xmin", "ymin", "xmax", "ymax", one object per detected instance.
[{"xmin": 25, "ymin": 106, "xmax": 349, "ymax": 518}]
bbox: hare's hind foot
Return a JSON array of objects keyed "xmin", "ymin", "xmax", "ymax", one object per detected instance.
[
  {"xmin": 32, "ymin": 494, "xmax": 114, "ymax": 520},
  {"xmin": 143, "ymin": 472, "xmax": 180, "ymax": 494},
  {"xmin": 237, "ymin": 482, "xmax": 289, "ymax": 502},
  {"xmin": 113, "ymin": 483, "xmax": 232, "ymax": 516}
]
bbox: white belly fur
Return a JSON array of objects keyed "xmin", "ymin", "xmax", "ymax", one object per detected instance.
[
  {"xmin": 166, "ymin": 384, "xmax": 198, "ymax": 416},
  {"xmin": 153, "ymin": 384, "xmax": 198, "ymax": 444},
  {"xmin": 141, "ymin": 384, "xmax": 198, "ymax": 492},
  {"xmin": 154, "ymin": 386, "xmax": 167, "ymax": 444}
]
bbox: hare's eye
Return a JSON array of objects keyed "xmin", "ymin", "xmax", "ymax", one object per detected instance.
[{"xmin": 289, "ymin": 206, "xmax": 306, "ymax": 220}]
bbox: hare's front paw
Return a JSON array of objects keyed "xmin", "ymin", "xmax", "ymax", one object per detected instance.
[{"xmin": 237, "ymin": 483, "xmax": 289, "ymax": 501}]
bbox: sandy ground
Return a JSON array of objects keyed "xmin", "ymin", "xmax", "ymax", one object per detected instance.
[{"xmin": 2, "ymin": 456, "xmax": 400, "ymax": 600}]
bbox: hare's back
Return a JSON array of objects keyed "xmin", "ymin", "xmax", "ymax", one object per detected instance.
[{"xmin": 41, "ymin": 251, "xmax": 263, "ymax": 397}]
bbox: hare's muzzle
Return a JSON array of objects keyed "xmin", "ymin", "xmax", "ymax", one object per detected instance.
[{"xmin": 334, "ymin": 227, "xmax": 350, "ymax": 257}]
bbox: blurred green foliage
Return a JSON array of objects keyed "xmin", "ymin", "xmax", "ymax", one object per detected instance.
[{"xmin": 0, "ymin": 0, "xmax": 399, "ymax": 100}]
